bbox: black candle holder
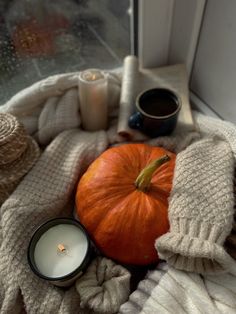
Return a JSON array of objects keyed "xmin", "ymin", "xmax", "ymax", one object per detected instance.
[{"xmin": 28, "ymin": 217, "xmax": 93, "ymax": 287}]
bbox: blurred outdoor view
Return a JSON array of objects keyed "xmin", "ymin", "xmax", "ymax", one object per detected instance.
[{"xmin": 0, "ymin": 0, "xmax": 131, "ymax": 104}]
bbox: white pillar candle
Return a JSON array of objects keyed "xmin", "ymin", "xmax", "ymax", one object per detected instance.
[
  {"xmin": 28, "ymin": 219, "xmax": 91, "ymax": 287},
  {"xmin": 78, "ymin": 69, "xmax": 108, "ymax": 131}
]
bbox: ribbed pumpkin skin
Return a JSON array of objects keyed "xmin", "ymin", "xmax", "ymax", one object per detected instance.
[{"xmin": 76, "ymin": 143, "xmax": 176, "ymax": 265}]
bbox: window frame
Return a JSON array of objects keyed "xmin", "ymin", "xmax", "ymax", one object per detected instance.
[{"xmin": 137, "ymin": 0, "xmax": 220, "ymax": 118}]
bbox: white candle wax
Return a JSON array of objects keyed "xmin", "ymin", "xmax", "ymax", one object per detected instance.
[
  {"xmin": 78, "ymin": 69, "xmax": 108, "ymax": 131},
  {"xmin": 34, "ymin": 224, "xmax": 88, "ymax": 278}
]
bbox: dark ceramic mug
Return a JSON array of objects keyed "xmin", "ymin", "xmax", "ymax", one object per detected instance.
[{"xmin": 129, "ymin": 88, "xmax": 181, "ymax": 137}]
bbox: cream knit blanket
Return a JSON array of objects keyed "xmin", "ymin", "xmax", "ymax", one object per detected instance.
[
  {"xmin": 0, "ymin": 71, "xmax": 236, "ymax": 313},
  {"xmin": 0, "ymin": 112, "xmax": 235, "ymax": 313}
]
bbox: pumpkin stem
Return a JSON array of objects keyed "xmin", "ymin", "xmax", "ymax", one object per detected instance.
[{"xmin": 135, "ymin": 155, "xmax": 171, "ymax": 192}]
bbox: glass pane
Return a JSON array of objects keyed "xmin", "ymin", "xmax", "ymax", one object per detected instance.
[{"xmin": 0, "ymin": 0, "xmax": 131, "ymax": 104}]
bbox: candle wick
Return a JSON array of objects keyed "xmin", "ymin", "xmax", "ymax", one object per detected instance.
[{"xmin": 57, "ymin": 244, "xmax": 66, "ymax": 252}]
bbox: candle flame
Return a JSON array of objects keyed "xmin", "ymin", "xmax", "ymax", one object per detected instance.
[
  {"xmin": 57, "ymin": 244, "xmax": 66, "ymax": 252},
  {"xmin": 91, "ymin": 74, "xmax": 97, "ymax": 81}
]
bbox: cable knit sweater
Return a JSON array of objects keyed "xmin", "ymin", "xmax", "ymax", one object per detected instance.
[{"xmin": 156, "ymin": 136, "xmax": 236, "ymax": 274}]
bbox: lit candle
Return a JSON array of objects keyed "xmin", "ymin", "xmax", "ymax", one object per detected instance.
[
  {"xmin": 28, "ymin": 218, "xmax": 92, "ymax": 287},
  {"xmin": 78, "ymin": 69, "xmax": 108, "ymax": 131}
]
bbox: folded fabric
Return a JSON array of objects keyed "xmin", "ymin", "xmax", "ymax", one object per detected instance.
[
  {"xmin": 142, "ymin": 268, "xmax": 236, "ymax": 314},
  {"xmin": 0, "ymin": 121, "xmax": 199, "ymax": 313},
  {"xmin": 0, "ymin": 129, "xmax": 108, "ymax": 313},
  {"xmin": 121, "ymin": 264, "xmax": 236, "ymax": 314},
  {"xmin": 120, "ymin": 113, "xmax": 236, "ymax": 314},
  {"xmin": 156, "ymin": 136, "xmax": 236, "ymax": 274},
  {"xmin": 1, "ymin": 109, "xmax": 236, "ymax": 314},
  {"xmin": 76, "ymin": 257, "xmax": 130, "ymax": 313},
  {"xmin": 0, "ymin": 71, "xmax": 121, "ymax": 146},
  {"xmin": 119, "ymin": 262, "xmax": 168, "ymax": 314},
  {"xmin": 0, "ymin": 68, "xmax": 200, "ymax": 147},
  {"xmin": 37, "ymin": 88, "xmax": 81, "ymax": 145}
]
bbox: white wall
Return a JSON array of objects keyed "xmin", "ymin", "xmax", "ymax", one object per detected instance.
[{"xmin": 190, "ymin": 0, "xmax": 236, "ymax": 122}]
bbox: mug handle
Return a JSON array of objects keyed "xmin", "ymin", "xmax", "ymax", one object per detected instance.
[{"xmin": 128, "ymin": 112, "xmax": 143, "ymax": 130}]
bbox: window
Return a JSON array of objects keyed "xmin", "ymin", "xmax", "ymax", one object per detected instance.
[
  {"xmin": 190, "ymin": 0, "xmax": 236, "ymax": 122},
  {"xmin": 0, "ymin": 0, "xmax": 132, "ymax": 104}
]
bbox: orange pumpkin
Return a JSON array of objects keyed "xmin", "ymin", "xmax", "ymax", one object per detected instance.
[{"xmin": 76, "ymin": 143, "xmax": 176, "ymax": 265}]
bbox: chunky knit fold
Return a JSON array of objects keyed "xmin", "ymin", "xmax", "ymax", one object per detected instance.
[
  {"xmin": 120, "ymin": 264, "xmax": 236, "ymax": 314},
  {"xmin": 157, "ymin": 220, "xmax": 235, "ymax": 273},
  {"xmin": 156, "ymin": 137, "xmax": 236, "ymax": 274}
]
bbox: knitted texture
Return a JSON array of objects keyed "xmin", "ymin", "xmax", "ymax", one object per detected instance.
[
  {"xmin": 121, "ymin": 265, "xmax": 236, "ymax": 314},
  {"xmin": 119, "ymin": 262, "xmax": 168, "ymax": 314},
  {"xmin": 0, "ymin": 122, "xmax": 199, "ymax": 313},
  {"xmin": 0, "ymin": 106, "xmax": 236, "ymax": 314},
  {"xmin": 0, "ymin": 71, "xmax": 121, "ymax": 145},
  {"xmin": 38, "ymin": 88, "xmax": 81, "ymax": 145},
  {"xmin": 76, "ymin": 257, "xmax": 130, "ymax": 313},
  {"xmin": 0, "ymin": 129, "xmax": 109, "ymax": 313},
  {"xmin": 1, "ymin": 61, "xmax": 236, "ymax": 314},
  {"xmin": 156, "ymin": 136, "xmax": 236, "ymax": 274},
  {"xmin": 121, "ymin": 263, "xmax": 236, "ymax": 314},
  {"xmin": 119, "ymin": 113, "xmax": 236, "ymax": 313}
]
